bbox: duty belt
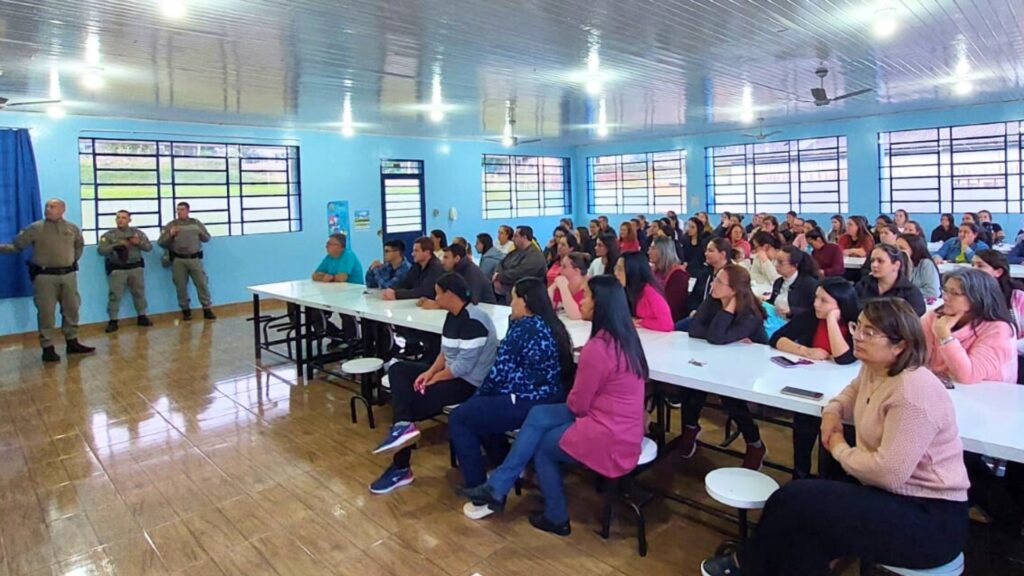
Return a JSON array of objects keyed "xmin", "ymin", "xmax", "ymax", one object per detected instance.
[{"xmin": 171, "ymin": 251, "xmax": 203, "ymax": 260}]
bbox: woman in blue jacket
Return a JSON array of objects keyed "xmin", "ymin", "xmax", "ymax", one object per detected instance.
[{"xmin": 933, "ymin": 222, "xmax": 989, "ymax": 264}]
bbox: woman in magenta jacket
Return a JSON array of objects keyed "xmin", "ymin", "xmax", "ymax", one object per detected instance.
[
  {"xmin": 459, "ymin": 275, "xmax": 648, "ymax": 534},
  {"xmin": 614, "ymin": 251, "xmax": 674, "ymax": 331}
]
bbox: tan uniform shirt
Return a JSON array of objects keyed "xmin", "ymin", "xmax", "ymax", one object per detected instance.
[
  {"xmin": 0, "ymin": 218, "xmax": 84, "ymax": 268},
  {"xmin": 98, "ymin": 226, "xmax": 153, "ymax": 263},
  {"xmin": 158, "ymin": 218, "xmax": 211, "ymax": 255}
]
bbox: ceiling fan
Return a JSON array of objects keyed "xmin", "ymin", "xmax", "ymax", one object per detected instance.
[
  {"xmin": 742, "ymin": 118, "xmax": 781, "ymax": 141},
  {"xmin": 0, "ymin": 96, "xmax": 62, "ymax": 110},
  {"xmin": 485, "ymin": 100, "xmax": 542, "ymax": 147},
  {"xmin": 805, "ymin": 67, "xmax": 874, "ymax": 106}
]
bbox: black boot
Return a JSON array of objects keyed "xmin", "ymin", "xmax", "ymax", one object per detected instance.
[
  {"xmin": 528, "ymin": 512, "xmax": 571, "ymax": 536},
  {"xmin": 41, "ymin": 346, "xmax": 60, "ymax": 363},
  {"xmin": 65, "ymin": 339, "xmax": 95, "ymax": 355},
  {"xmin": 182, "ymin": 309, "xmax": 192, "ymax": 321},
  {"xmin": 105, "ymin": 320, "xmax": 119, "ymax": 333},
  {"xmin": 203, "ymin": 308, "xmax": 217, "ymax": 320},
  {"xmin": 137, "ymin": 315, "xmax": 152, "ymax": 327}
]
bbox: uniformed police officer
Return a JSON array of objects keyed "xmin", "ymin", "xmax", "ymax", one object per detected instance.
[
  {"xmin": 99, "ymin": 210, "xmax": 153, "ymax": 332},
  {"xmin": 158, "ymin": 201, "xmax": 215, "ymax": 321},
  {"xmin": 0, "ymin": 198, "xmax": 95, "ymax": 362}
]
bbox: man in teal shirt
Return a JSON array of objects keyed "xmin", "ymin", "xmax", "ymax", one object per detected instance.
[{"xmin": 314, "ymin": 233, "xmax": 364, "ymax": 284}]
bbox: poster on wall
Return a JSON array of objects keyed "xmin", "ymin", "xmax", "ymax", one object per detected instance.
[
  {"xmin": 354, "ymin": 210, "xmax": 370, "ymax": 230},
  {"xmin": 327, "ymin": 201, "xmax": 350, "ymax": 237}
]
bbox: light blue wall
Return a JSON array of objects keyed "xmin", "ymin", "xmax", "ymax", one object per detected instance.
[
  {"xmin": 0, "ymin": 112, "xmax": 573, "ymax": 337},
  {"xmin": 573, "ymin": 100, "xmax": 1024, "ymax": 238}
]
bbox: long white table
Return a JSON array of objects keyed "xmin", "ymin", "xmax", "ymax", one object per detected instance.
[
  {"xmin": 248, "ymin": 280, "xmax": 1024, "ymax": 463},
  {"xmin": 844, "ymin": 256, "xmax": 1024, "ymax": 278}
]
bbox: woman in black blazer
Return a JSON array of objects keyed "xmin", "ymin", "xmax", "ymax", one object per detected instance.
[
  {"xmin": 767, "ymin": 245, "xmax": 820, "ymax": 319},
  {"xmin": 855, "ymin": 244, "xmax": 926, "ymax": 316}
]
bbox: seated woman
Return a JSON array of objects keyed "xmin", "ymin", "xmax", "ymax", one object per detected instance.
[
  {"xmin": 543, "ymin": 226, "xmax": 570, "ymax": 268},
  {"xmin": 548, "ymin": 252, "xmax": 590, "ymax": 320},
  {"xmin": 619, "ymin": 221, "xmax": 641, "ymax": 252},
  {"xmin": 745, "ymin": 231, "xmax": 781, "ymax": 286},
  {"xmin": 838, "ymin": 215, "xmax": 875, "ymax": 257},
  {"xmin": 614, "ymin": 251, "xmax": 674, "ymax": 332},
  {"xmin": 769, "ymin": 277, "xmax": 859, "ymax": 479},
  {"xmin": 921, "ymin": 267, "xmax": 1017, "ymax": 384},
  {"xmin": 896, "ymin": 233, "xmax": 940, "ymax": 300},
  {"xmin": 973, "ymin": 249, "xmax": 1024, "ymax": 379},
  {"xmin": 856, "ymin": 244, "xmax": 926, "ymax": 316},
  {"xmin": 451, "ymin": 278, "xmax": 575, "ymax": 517},
  {"xmin": 648, "ymin": 236, "xmax": 690, "ymax": 322},
  {"xmin": 767, "ymin": 245, "xmax": 819, "ymax": 320},
  {"xmin": 680, "ymin": 264, "xmax": 769, "ymax": 470},
  {"xmin": 475, "ymin": 233, "xmax": 504, "ymax": 281},
  {"xmin": 702, "ymin": 298, "xmax": 970, "ymax": 576},
  {"xmin": 370, "ymin": 273, "xmax": 499, "ymax": 494},
  {"xmin": 460, "ymin": 275, "xmax": 647, "ymax": 535},
  {"xmin": 728, "ymin": 224, "xmax": 751, "ymax": 259},
  {"xmin": 588, "ymin": 232, "xmax": 620, "ymax": 277},
  {"xmin": 545, "ymin": 234, "xmax": 578, "ymax": 286},
  {"xmin": 679, "ymin": 217, "xmax": 710, "ymax": 273},
  {"xmin": 933, "ymin": 222, "xmax": 989, "ymax": 264}
]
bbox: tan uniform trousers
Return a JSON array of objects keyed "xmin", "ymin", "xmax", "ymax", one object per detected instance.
[
  {"xmin": 171, "ymin": 257, "xmax": 212, "ymax": 309},
  {"xmin": 107, "ymin": 268, "xmax": 147, "ymax": 319},
  {"xmin": 33, "ymin": 272, "xmax": 80, "ymax": 348}
]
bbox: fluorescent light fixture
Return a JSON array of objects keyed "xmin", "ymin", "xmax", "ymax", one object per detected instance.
[
  {"xmin": 501, "ymin": 120, "xmax": 514, "ymax": 147},
  {"xmin": 954, "ymin": 79, "xmax": 973, "ymax": 96},
  {"xmin": 872, "ymin": 7, "xmax": 898, "ymax": 39},
  {"xmin": 429, "ymin": 73, "xmax": 445, "ymax": 122},
  {"xmin": 955, "ymin": 56, "xmax": 970, "ymax": 76},
  {"xmin": 584, "ymin": 44, "xmax": 603, "ymax": 95},
  {"xmin": 81, "ymin": 69, "xmax": 105, "ymax": 90},
  {"xmin": 596, "ymin": 98, "xmax": 609, "ymax": 137},
  {"xmin": 47, "ymin": 106, "xmax": 66, "ymax": 119},
  {"xmin": 341, "ymin": 93, "xmax": 355, "ymax": 137},
  {"xmin": 740, "ymin": 85, "xmax": 755, "ymax": 123},
  {"xmin": 85, "ymin": 33, "xmax": 101, "ymax": 65},
  {"xmin": 161, "ymin": 0, "xmax": 188, "ymax": 19},
  {"xmin": 49, "ymin": 66, "xmax": 61, "ymax": 99}
]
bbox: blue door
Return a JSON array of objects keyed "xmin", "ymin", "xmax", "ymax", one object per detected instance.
[{"xmin": 380, "ymin": 160, "xmax": 426, "ymax": 261}]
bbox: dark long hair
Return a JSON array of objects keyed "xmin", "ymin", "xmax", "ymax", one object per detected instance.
[
  {"xmin": 780, "ymin": 244, "xmax": 820, "ymax": 278},
  {"xmin": 818, "ymin": 277, "xmax": 860, "ymax": 324},
  {"xmin": 597, "ymin": 232, "xmax": 620, "ymax": 271},
  {"xmin": 621, "ymin": 251, "xmax": 663, "ymax": 316},
  {"xmin": 513, "ymin": 277, "xmax": 576, "ymax": 387},
  {"xmin": 860, "ymin": 299, "xmax": 928, "ymax": 377},
  {"xmin": 430, "ymin": 229, "xmax": 448, "ymax": 250},
  {"xmin": 848, "ymin": 215, "xmax": 871, "ymax": 241},
  {"xmin": 576, "ymin": 226, "xmax": 592, "ymax": 250},
  {"xmin": 871, "ymin": 244, "xmax": 910, "ymax": 281},
  {"xmin": 898, "ymin": 233, "xmax": 930, "ymax": 267},
  {"xmin": 476, "ymin": 232, "xmax": 494, "ymax": 254},
  {"xmin": 587, "ymin": 275, "xmax": 649, "ymax": 380},
  {"xmin": 719, "ymin": 265, "xmax": 767, "ymax": 320},
  {"xmin": 972, "ymin": 250, "xmax": 1023, "ymax": 311}
]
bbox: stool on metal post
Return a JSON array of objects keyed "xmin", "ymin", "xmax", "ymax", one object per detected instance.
[
  {"xmin": 704, "ymin": 467, "xmax": 779, "ymax": 554},
  {"xmin": 867, "ymin": 553, "xmax": 964, "ymax": 576},
  {"xmin": 342, "ymin": 357, "xmax": 385, "ymax": 429},
  {"xmin": 597, "ymin": 437, "xmax": 659, "ymax": 556}
]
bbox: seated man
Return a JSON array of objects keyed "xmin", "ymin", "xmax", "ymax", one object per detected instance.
[
  {"xmin": 310, "ymin": 233, "xmax": 363, "ymax": 339},
  {"xmin": 383, "ymin": 236, "xmax": 446, "ymax": 358},
  {"xmin": 366, "ymin": 239, "xmax": 412, "ymax": 289},
  {"xmin": 493, "ymin": 226, "xmax": 547, "ymax": 299},
  {"xmin": 421, "ymin": 243, "xmax": 496, "ymax": 308}
]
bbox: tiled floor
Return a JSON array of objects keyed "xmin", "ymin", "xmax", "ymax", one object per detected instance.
[{"xmin": 0, "ymin": 304, "xmax": 1021, "ymax": 576}]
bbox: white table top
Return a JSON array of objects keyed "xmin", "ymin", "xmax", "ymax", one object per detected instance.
[
  {"xmin": 845, "ymin": 256, "xmax": 1024, "ymax": 278},
  {"xmin": 249, "ymin": 279, "xmax": 1024, "ymax": 462}
]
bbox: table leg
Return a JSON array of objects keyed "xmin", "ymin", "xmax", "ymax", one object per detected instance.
[
  {"xmin": 253, "ymin": 294, "xmax": 262, "ymax": 360},
  {"xmin": 653, "ymin": 383, "xmax": 667, "ymax": 449},
  {"xmin": 293, "ymin": 305, "xmax": 304, "ymax": 377},
  {"xmin": 304, "ymin": 307, "xmax": 315, "ymax": 380}
]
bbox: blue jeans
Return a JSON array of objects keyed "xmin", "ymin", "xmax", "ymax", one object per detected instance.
[
  {"xmin": 486, "ymin": 403, "xmax": 578, "ymax": 524},
  {"xmin": 449, "ymin": 393, "xmax": 551, "ymax": 488}
]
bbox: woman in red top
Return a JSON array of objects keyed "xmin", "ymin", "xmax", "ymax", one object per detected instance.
[
  {"xmin": 548, "ymin": 252, "xmax": 589, "ymax": 320},
  {"xmin": 461, "ymin": 275, "xmax": 648, "ymax": 536},
  {"xmin": 615, "ymin": 251, "xmax": 674, "ymax": 331},
  {"xmin": 619, "ymin": 221, "xmax": 641, "ymax": 253},
  {"xmin": 769, "ymin": 277, "xmax": 860, "ymax": 478},
  {"xmin": 838, "ymin": 215, "xmax": 875, "ymax": 257},
  {"xmin": 545, "ymin": 235, "xmax": 577, "ymax": 286},
  {"xmin": 728, "ymin": 224, "xmax": 751, "ymax": 259}
]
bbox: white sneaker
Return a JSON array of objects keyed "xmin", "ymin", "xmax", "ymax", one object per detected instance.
[{"xmin": 463, "ymin": 501, "xmax": 495, "ymax": 520}]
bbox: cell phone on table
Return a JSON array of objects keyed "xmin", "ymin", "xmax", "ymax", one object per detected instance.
[
  {"xmin": 771, "ymin": 355, "xmax": 812, "ymax": 368},
  {"xmin": 937, "ymin": 374, "xmax": 955, "ymax": 390},
  {"xmin": 780, "ymin": 386, "xmax": 824, "ymax": 400}
]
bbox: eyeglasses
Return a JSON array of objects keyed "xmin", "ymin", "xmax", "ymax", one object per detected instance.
[
  {"xmin": 848, "ymin": 322, "xmax": 890, "ymax": 341},
  {"xmin": 941, "ymin": 286, "xmax": 966, "ymax": 298}
]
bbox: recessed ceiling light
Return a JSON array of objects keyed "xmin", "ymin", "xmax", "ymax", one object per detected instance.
[
  {"xmin": 160, "ymin": 0, "xmax": 188, "ymax": 19},
  {"xmin": 81, "ymin": 69, "xmax": 104, "ymax": 91},
  {"xmin": 872, "ymin": 8, "xmax": 899, "ymax": 39}
]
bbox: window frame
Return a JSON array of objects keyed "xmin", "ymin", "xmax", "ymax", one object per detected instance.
[
  {"xmin": 78, "ymin": 137, "xmax": 302, "ymax": 245},
  {"xmin": 481, "ymin": 154, "xmax": 572, "ymax": 220},
  {"xmin": 586, "ymin": 149, "xmax": 687, "ymax": 214},
  {"xmin": 705, "ymin": 135, "xmax": 848, "ymax": 215},
  {"xmin": 879, "ymin": 121, "xmax": 1023, "ymax": 215}
]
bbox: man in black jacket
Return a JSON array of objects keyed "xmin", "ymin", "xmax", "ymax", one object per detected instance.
[
  {"xmin": 767, "ymin": 245, "xmax": 819, "ymax": 319},
  {"xmin": 420, "ymin": 243, "xmax": 496, "ymax": 307},
  {"xmin": 383, "ymin": 236, "xmax": 444, "ymax": 301}
]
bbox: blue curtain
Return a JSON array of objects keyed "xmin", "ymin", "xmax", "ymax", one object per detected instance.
[{"xmin": 0, "ymin": 129, "xmax": 43, "ymax": 299}]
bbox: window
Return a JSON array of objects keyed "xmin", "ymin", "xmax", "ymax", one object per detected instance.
[
  {"xmin": 880, "ymin": 122, "xmax": 1023, "ymax": 214},
  {"xmin": 78, "ymin": 138, "xmax": 301, "ymax": 244},
  {"xmin": 482, "ymin": 154, "xmax": 571, "ymax": 219},
  {"xmin": 706, "ymin": 137, "xmax": 848, "ymax": 214},
  {"xmin": 380, "ymin": 159, "xmax": 425, "ymax": 234},
  {"xmin": 587, "ymin": 150, "xmax": 686, "ymax": 214}
]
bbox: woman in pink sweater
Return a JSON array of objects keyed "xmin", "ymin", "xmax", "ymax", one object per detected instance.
[
  {"xmin": 921, "ymin": 267, "xmax": 1017, "ymax": 384},
  {"xmin": 614, "ymin": 251, "xmax": 674, "ymax": 331},
  {"xmin": 702, "ymin": 298, "xmax": 969, "ymax": 576},
  {"xmin": 460, "ymin": 275, "xmax": 647, "ymax": 535}
]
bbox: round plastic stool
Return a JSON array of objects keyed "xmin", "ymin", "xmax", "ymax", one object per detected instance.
[
  {"xmin": 704, "ymin": 467, "xmax": 779, "ymax": 542},
  {"xmin": 341, "ymin": 357, "xmax": 384, "ymax": 375}
]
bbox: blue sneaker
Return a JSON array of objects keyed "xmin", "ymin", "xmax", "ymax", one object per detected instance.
[
  {"xmin": 372, "ymin": 422, "xmax": 420, "ymax": 454},
  {"xmin": 369, "ymin": 465, "xmax": 414, "ymax": 494}
]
